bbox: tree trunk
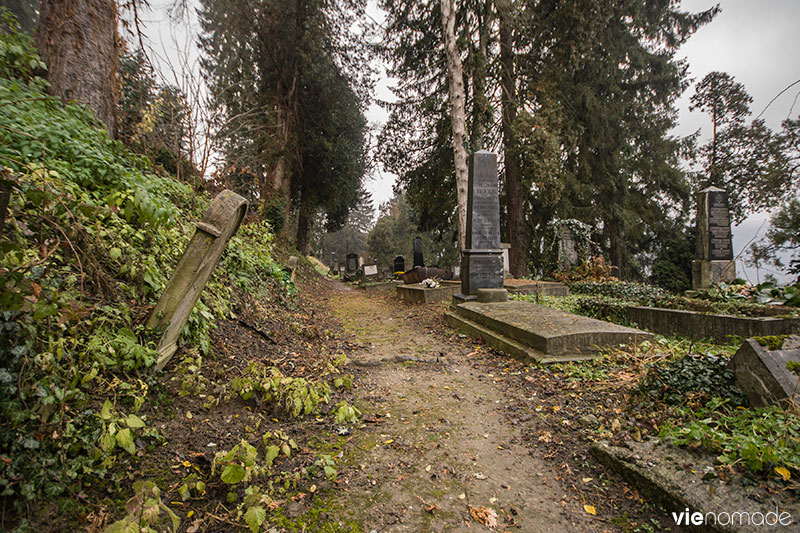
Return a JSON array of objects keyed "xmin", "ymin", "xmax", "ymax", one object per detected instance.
[
  {"xmin": 295, "ymin": 194, "xmax": 311, "ymax": 254},
  {"xmin": 498, "ymin": 0, "xmax": 526, "ymax": 277},
  {"xmin": 440, "ymin": 0, "xmax": 469, "ymax": 251},
  {"xmin": 36, "ymin": 0, "xmax": 118, "ymax": 138},
  {"xmin": 469, "ymin": 1, "xmax": 491, "ymax": 151}
]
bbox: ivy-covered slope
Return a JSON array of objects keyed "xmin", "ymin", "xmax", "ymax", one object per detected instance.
[{"xmin": 0, "ymin": 18, "xmax": 290, "ymax": 518}]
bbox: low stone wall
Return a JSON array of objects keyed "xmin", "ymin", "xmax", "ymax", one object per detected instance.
[{"xmin": 623, "ymin": 305, "xmax": 799, "ymax": 342}]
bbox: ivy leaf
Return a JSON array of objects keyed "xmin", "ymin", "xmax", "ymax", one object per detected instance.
[
  {"xmin": 125, "ymin": 414, "xmax": 145, "ymax": 428},
  {"xmin": 775, "ymin": 466, "xmax": 791, "ymax": 481},
  {"xmin": 109, "ymin": 247, "xmax": 122, "ymax": 260},
  {"xmin": 220, "ymin": 464, "xmax": 246, "ymax": 484},
  {"xmin": 115, "ymin": 428, "xmax": 135, "ymax": 455},
  {"xmin": 265, "ymin": 445, "xmax": 280, "ymax": 466},
  {"xmin": 100, "ymin": 398, "xmax": 112, "ymax": 420},
  {"xmin": 244, "ymin": 505, "xmax": 266, "ymax": 533}
]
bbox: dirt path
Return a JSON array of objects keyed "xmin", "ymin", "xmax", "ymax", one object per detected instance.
[{"xmin": 324, "ymin": 284, "xmax": 603, "ymax": 532}]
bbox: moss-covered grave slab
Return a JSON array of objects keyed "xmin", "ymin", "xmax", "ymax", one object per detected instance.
[
  {"xmin": 447, "ymin": 300, "xmax": 651, "ymax": 362},
  {"xmin": 592, "ymin": 439, "xmax": 800, "ymax": 532}
]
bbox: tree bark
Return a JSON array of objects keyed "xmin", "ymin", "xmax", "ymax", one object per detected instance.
[
  {"xmin": 295, "ymin": 193, "xmax": 311, "ymax": 254},
  {"xmin": 440, "ymin": 0, "xmax": 469, "ymax": 251},
  {"xmin": 497, "ymin": 0, "xmax": 526, "ymax": 277},
  {"xmin": 36, "ymin": 0, "xmax": 119, "ymax": 138}
]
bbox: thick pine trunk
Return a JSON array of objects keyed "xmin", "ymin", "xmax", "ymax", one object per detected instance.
[
  {"xmin": 36, "ymin": 0, "xmax": 118, "ymax": 138},
  {"xmin": 498, "ymin": 0, "xmax": 526, "ymax": 277},
  {"xmin": 440, "ymin": 0, "xmax": 469, "ymax": 251}
]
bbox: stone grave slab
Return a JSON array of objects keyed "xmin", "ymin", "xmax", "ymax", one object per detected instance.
[
  {"xmin": 397, "ymin": 281, "xmax": 461, "ymax": 304},
  {"xmin": 504, "ymin": 279, "xmax": 569, "ymax": 297},
  {"xmin": 446, "ymin": 300, "xmax": 651, "ymax": 363},
  {"xmin": 148, "ymin": 190, "xmax": 247, "ymax": 370},
  {"xmin": 393, "ymin": 255, "xmax": 405, "ymax": 275},
  {"xmin": 730, "ymin": 336, "xmax": 800, "ymax": 407}
]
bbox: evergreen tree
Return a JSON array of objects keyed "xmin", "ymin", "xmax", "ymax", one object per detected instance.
[
  {"xmin": 688, "ymin": 72, "xmax": 795, "ymax": 221},
  {"xmin": 198, "ymin": 0, "xmax": 370, "ymax": 250}
]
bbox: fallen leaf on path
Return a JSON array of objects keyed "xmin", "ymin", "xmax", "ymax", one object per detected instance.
[
  {"xmin": 469, "ymin": 506, "xmax": 498, "ymax": 528},
  {"xmin": 473, "ymin": 472, "xmax": 488, "ymax": 480},
  {"xmin": 583, "ymin": 504, "xmax": 597, "ymax": 515}
]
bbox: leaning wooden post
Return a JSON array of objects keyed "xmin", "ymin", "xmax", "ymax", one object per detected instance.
[{"xmin": 148, "ymin": 190, "xmax": 248, "ymax": 371}]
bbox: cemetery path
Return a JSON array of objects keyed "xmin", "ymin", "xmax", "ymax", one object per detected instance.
[{"xmin": 324, "ymin": 283, "xmax": 604, "ymax": 532}]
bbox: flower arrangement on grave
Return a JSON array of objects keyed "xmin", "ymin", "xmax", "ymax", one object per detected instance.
[{"xmin": 422, "ymin": 278, "xmax": 441, "ymax": 288}]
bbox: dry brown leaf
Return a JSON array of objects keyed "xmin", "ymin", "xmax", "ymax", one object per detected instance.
[{"xmin": 469, "ymin": 505, "xmax": 498, "ymax": 528}]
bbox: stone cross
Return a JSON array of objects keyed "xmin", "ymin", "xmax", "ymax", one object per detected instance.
[
  {"xmin": 458, "ymin": 151, "xmax": 505, "ymax": 300},
  {"xmin": 692, "ymin": 186, "xmax": 736, "ymax": 288},
  {"xmin": 413, "ymin": 237, "xmax": 424, "ymax": 268},
  {"xmin": 394, "ymin": 255, "xmax": 405, "ymax": 274},
  {"xmin": 148, "ymin": 190, "xmax": 248, "ymax": 371}
]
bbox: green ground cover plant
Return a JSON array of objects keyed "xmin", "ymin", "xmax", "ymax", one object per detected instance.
[{"xmin": 0, "ymin": 19, "xmax": 292, "ymax": 517}]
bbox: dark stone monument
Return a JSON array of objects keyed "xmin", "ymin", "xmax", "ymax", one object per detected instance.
[
  {"xmin": 730, "ymin": 336, "xmax": 800, "ymax": 407},
  {"xmin": 394, "ymin": 255, "xmax": 405, "ymax": 274},
  {"xmin": 413, "ymin": 237, "xmax": 424, "ymax": 268},
  {"xmin": 345, "ymin": 253, "xmax": 358, "ymax": 280},
  {"xmin": 692, "ymin": 186, "xmax": 736, "ymax": 289},
  {"xmin": 458, "ymin": 151, "xmax": 506, "ymax": 301}
]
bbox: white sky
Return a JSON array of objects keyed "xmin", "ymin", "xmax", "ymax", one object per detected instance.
[{"xmin": 143, "ymin": 0, "xmax": 799, "ymax": 282}]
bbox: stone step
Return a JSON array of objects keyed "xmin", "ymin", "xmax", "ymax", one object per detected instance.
[
  {"xmin": 452, "ymin": 300, "xmax": 652, "ymax": 357},
  {"xmin": 443, "ymin": 311, "xmax": 596, "ymax": 364}
]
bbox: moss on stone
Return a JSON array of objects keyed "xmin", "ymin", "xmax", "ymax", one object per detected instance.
[{"xmin": 752, "ymin": 335, "xmax": 789, "ymax": 350}]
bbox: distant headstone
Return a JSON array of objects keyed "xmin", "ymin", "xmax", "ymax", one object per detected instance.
[
  {"xmin": 148, "ymin": 190, "xmax": 247, "ymax": 370},
  {"xmin": 730, "ymin": 336, "xmax": 800, "ymax": 407},
  {"xmin": 693, "ymin": 186, "xmax": 736, "ymax": 288},
  {"xmin": 345, "ymin": 253, "xmax": 358, "ymax": 278},
  {"xmin": 394, "ymin": 255, "xmax": 405, "ymax": 274},
  {"xmin": 287, "ymin": 255, "xmax": 299, "ymax": 283},
  {"xmin": 358, "ymin": 255, "xmax": 364, "ymax": 268},
  {"xmin": 459, "ymin": 151, "xmax": 506, "ymax": 300},
  {"xmin": 329, "ymin": 252, "xmax": 336, "ymax": 274},
  {"xmin": 363, "ymin": 264, "xmax": 378, "ymax": 276},
  {"xmin": 501, "ymin": 243, "xmax": 511, "ymax": 275},
  {"xmin": 413, "ymin": 237, "xmax": 424, "ymax": 268},
  {"xmin": 556, "ymin": 223, "xmax": 580, "ymax": 269}
]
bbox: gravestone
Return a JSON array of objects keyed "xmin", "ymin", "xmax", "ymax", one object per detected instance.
[
  {"xmin": 329, "ymin": 252, "xmax": 336, "ymax": 274},
  {"xmin": 394, "ymin": 255, "xmax": 405, "ymax": 274},
  {"xmin": 458, "ymin": 151, "xmax": 506, "ymax": 301},
  {"xmin": 286, "ymin": 255, "xmax": 299, "ymax": 283},
  {"xmin": 692, "ymin": 186, "xmax": 736, "ymax": 289},
  {"xmin": 148, "ymin": 190, "xmax": 247, "ymax": 370},
  {"xmin": 556, "ymin": 223, "xmax": 580, "ymax": 269},
  {"xmin": 413, "ymin": 237, "xmax": 424, "ymax": 268},
  {"xmin": 345, "ymin": 253, "xmax": 358, "ymax": 279},
  {"xmin": 501, "ymin": 243, "xmax": 511, "ymax": 276},
  {"xmin": 730, "ymin": 336, "xmax": 800, "ymax": 407},
  {"xmin": 362, "ymin": 264, "xmax": 378, "ymax": 283}
]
